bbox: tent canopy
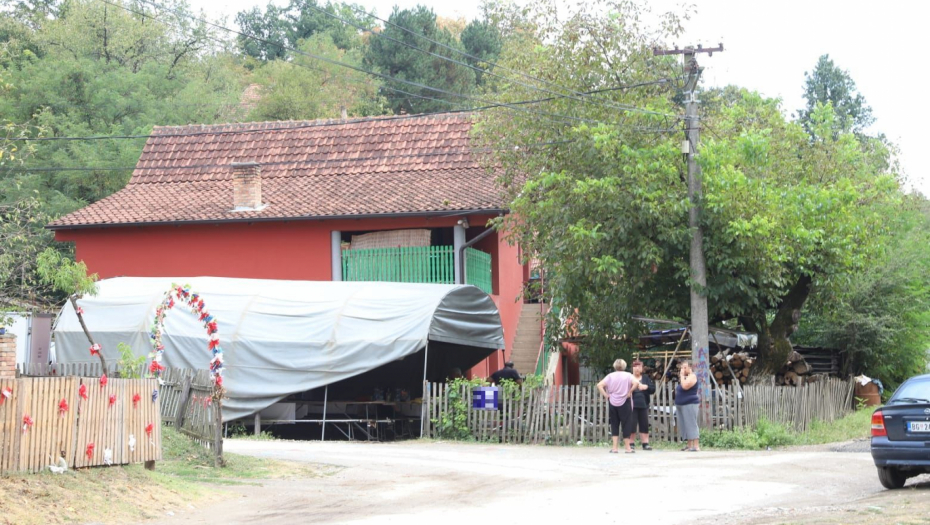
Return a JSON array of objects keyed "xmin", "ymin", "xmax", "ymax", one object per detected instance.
[{"xmin": 53, "ymin": 277, "xmax": 504, "ymax": 420}]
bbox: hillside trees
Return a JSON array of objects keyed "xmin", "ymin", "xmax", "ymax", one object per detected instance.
[
  {"xmin": 0, "ymin": 0, "xmax": 241, "ymax": 314},
  {"xmin": 363, "ymin": 6, "xmax": 476, "ymax": 114}
]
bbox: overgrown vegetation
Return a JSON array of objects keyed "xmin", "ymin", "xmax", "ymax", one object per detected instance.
[
  {"xmin": 432, "ymin": 376, "xmax": 544, "ymax": 440},
  {"xmin": 701, "ymin": 409, "xmax": 872, "ymax": 450}
]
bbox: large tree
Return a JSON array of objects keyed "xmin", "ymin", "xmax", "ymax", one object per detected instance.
[
  {"xmin": 799, "ymin": 54, "xmax": 874, "ymax": 135},
  {"xmin": 363, "ymin": 6, "xmax": 476, "ymax": 114},
  {"xmin": 475, "ymin": 0, "xmax": 904, "ymax": 375},
  {"xmin": 0, "ymin": 0, "xmax": 241, "ymax": 315},
  {"xmin": 235, "ymin": 0, "xmax": 369, "ymax": 61}
]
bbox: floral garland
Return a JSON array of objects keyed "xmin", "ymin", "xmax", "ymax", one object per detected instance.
[{"xmin": 149, "ymin": 283, "xmax": 224, "ymax": 389}]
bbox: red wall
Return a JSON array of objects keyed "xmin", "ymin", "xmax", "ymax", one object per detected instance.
[
  {"xmin": 55, "ymin": 216, "xmax": 494, "ymax": 281},
  {"xmin": 468, "ymin": 228, "xmax": 524, "ymax": 378},
  {"xmin": 55, "ymin": 215, "xmax": 526, "ymax": 378}
]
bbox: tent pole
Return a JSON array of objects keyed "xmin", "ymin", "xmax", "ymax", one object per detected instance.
[
  {"xmin": 322, "ymin": 385, "xmax": 328, "ymax": 442},
  {"xmin": 420, "ymin": 341, "xmax": 429, "ymax": 437}
]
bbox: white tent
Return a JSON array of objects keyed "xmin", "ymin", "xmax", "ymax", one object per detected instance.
[{"xmin": 53, "ymin": 277, "xmax": 504, "ymax": 420}]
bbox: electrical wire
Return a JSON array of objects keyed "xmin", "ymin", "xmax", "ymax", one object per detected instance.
[
  {"xmin": 303, "ymin": 2, "xmax": 673, "ymax": 118},
  {"xmin": 114, "ymin": 0, "xmax": 620, "ymax": 128},
  {"xmin": 346, "ymin": 5, "xmax": 678, "ymax": 111}
]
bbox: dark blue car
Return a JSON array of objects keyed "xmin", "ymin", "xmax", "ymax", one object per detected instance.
[{"xmin": 871, "ymin": 373, "xmax": 930, "ymax": 489}]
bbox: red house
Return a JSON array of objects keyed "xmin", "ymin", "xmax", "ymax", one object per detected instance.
[{"xmin": 49, "ymin": 113, "xmax": 564, "ymax": 381}]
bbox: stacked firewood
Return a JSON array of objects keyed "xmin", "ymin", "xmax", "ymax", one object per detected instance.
[
  {"xmin": 710, "ymin": 351, "xmax": 754, "ymax": 386},
  {"xmin": 644, "ymin": 360, "xmax": 673, "ymax": 382},
  {"xmin": 775, "ymin": 350, "xmax": 819, "ymax": 386}
]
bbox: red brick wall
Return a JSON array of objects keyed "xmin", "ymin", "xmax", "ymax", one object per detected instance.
[{"xmin": 0, "ymin": 334, "xmax": 16, "ymax": 379}]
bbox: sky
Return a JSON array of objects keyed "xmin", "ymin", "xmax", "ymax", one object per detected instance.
[{"xmin": 189, "ymin": 0, "xmax": 928, "ymax": 196}]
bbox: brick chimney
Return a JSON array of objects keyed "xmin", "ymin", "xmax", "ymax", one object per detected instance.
[
  {"xmin": 231, "ymin": 162, "xmax": 263, "ymax": 211},
  {"xmin": 0, "ymin": 333, "xmax": 16, "ymax": 379}
]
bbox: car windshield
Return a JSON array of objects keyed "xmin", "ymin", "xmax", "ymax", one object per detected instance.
[{"xmin": 889, "ymin": 379, "xmax": 930, "ymax": 404}]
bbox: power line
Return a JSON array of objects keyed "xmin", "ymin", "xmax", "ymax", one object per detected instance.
[
  {"xmin": 116, "ymin": 0, "xmax": 620, "ymax": 128},
  {"xmin": 9, "ymin": 84, "xmax": 677, "ymax": 143},
  {"xmin": 5, "ymin": 1, "xmax": 677, "ymax": 143},
  {"xmin": 347, "ymin": 5, "xmax": 677, "ymax": 112},
  {"xmin": 304, "ymin": 3, "xmax": 673, "ymax": 118}
]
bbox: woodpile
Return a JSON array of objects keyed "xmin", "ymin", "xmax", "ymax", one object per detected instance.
[
  {"xmin": 710, "ymin": 351, "xmax": 754, "ymax": 386},
  {"xmin": 775, "ymin": 350, "xmax": 820, "ymax": 386}
]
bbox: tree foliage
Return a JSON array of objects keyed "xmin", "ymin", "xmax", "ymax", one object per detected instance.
[
  {"xmin": 248, "ymin": 33, "xmax": 387, "ymax": 121},
  {"xmin": 363, "ymin": 6, "xmax": 476, "ymax": 114},
  {"xmin": 234, "ymin": 0, "xmax": 370, "ymax": 61},
  {"xmin": 474, "ymin": 0, "xmax": 909, "ymax": 376},
  {"xmin": 799, "ymin": 54, "xmax": 874, "ymax": 135}
]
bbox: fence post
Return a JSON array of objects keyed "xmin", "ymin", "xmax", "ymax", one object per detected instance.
[
  {"xmin": 174, "ymin": 375, "xmax": 192, "ymax": 428},
  {"xmin": 213, "ymin": 395, "xmax": 225, "ymax": 468}
]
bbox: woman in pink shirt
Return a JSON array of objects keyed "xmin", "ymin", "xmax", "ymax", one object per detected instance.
[{"xmin": 597, "ymin": 359, "xmax": 643, "ymax": 454}]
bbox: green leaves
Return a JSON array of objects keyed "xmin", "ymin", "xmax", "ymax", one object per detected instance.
[{"xmin": 475, "ymin": 1, "xmax": 905, "ymax": 372}]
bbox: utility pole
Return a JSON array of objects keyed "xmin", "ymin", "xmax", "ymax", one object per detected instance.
[{"xmin": 653, "ymin": 43, "xmax": 723, "ymax": 427}]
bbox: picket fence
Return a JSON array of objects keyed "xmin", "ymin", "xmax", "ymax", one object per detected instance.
[
  {"xmin": 157, "ymin": 367, "xmax": 219, "ymax": 450},
  {"xmin": 0, "ymin": 375, "xmax": 162, "ymax": 474},
  {"xmin": 423, "ymin": 377, "xmax": 855, "ymax": 444}
]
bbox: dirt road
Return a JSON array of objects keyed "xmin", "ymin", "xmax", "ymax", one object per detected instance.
[{"xmin": 146, "ymin": 439, "xmax": 929, "ymax": 525}]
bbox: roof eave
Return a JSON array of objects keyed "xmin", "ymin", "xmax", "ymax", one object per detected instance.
[{"xmin": 47, "ymin": 208, "xmax": 509, "ymax": 231}]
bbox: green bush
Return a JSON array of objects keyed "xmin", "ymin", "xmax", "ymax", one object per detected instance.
[{"xmin": 701, "ymin": 417, "xmax": 797, "ymax": 450}]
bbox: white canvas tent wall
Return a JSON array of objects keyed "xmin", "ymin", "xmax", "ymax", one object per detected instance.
[{"xmin": 53, "ymin": 277, "xmax": 504, "ymax": 420}]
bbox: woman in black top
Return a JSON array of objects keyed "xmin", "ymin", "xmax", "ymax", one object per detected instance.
[{"xmin": 630, "ymin": 359, "xmax": 656, "ymax": 450}]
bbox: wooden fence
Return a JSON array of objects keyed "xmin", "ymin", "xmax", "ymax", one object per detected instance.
[
  {"xmin": 18, "ymin": 363, "xmax": 219, "ymax": 451},
  {"xmin": 0, "ymin": 375, "xmax": 162, "ymax": 474},
  {"xmin": 423, "ymin": 377, "xmax": 855, "ymax": 444},
  {"xmin": 157, "ymin": 367, "xmax": 218, "ymax": 449}
]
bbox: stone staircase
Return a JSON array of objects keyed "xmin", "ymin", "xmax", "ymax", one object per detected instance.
[{"xmin": 511, "ymin": 303, "xmax": 544, "ymax": 377}]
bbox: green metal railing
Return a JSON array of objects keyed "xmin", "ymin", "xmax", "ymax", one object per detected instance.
[
  {"xmin": 464, "ymin": 247, "xmax": 493, "ymax": 294},
  {"xmin": 340, "ymin": 246, "xmax": 493, "ymax": 295}
]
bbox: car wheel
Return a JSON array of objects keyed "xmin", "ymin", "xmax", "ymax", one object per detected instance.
[{"xmin": 877, "ymin": 467, "xmax": 907, "ymax": 489}]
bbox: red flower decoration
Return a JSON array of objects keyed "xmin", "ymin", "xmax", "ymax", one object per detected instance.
[
  {"xmin": 149, "ymin": 361, "xmax": 165, "ymax": 374},
  {"xmin": 145, "ymin": 423, "xmax": 154, "ymax": 436},
  {"xmin": 215, "ymin": 375, "xmax": 223, "ymax": 387},
  {"xmin": 79, "ymin": 384, "xmax": 88, "ymax": 400},
  {"xmin": 207, "ymin": 321, "xmax": 218, "ymax": 334},
  {"xmin": 89, "ymin": 343, "xmax": 101, "ymax": 356},
  {"xmin": 0, "ymin": 386, "xmax": 11, "ymax": 404},
  {"xmin": 199, "ymin": 311, "xmax": 209, "ymax": 321},
  {"xmin": 208, "ymin": 339, "xmax": 220, "ymax": 350},
  {"xmin": 22, "ymin": 414, "xmax": 33, "ymax": 433},
  {"xmin": 99, "ymin": 373, "xmax": 108, "ymax": 387},
  {"xmin": 86, "ymin": 443, "xmax": 95, "ymax": 460},
  {"xmin": 76, "ymin": 306, "xmax": 85, "ymax": 315},
  {"xmin": 108, "ymin": 394, "xmax": 117, "ymax": 407},
  {"xmin": 132, "ymin": 393, "xmax": 141, "ymax": 408},
  {"xmin": 58, "ymin": 398, "xmax": 69, "ymax": 416}
]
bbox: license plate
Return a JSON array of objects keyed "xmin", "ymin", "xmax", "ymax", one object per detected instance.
[{"xmin": 908, "ymin": 421, "xmax": 930, "ymax": 432}]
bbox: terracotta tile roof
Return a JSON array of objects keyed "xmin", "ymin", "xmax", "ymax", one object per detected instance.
[{"xmin": 49, "ymin": 114, "xmax": 505, "ymax": 229}]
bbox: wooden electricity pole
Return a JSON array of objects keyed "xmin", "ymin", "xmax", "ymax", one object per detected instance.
[{"xmin": 653, "ymin": 43, "xmax": 723, "ymax": 426}]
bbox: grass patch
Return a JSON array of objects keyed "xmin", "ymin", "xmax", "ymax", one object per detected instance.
[
  {"xmin": 0, "ymin": 426, "xmax": 337, "ymax": 525},
  {"xmin": 0, "ymin": 459, "xmax": 207, "ymax": 525},
  {"xmin": 157, "ymin": 425, "xmax": 338, "ymax": 483},
  {"xmin": 797, "ymin": 407, "xmax": 872, "ymax": 445},
  {"xmin": 701, "ymin": 408, "xmax": 873, "ymax": 450}
]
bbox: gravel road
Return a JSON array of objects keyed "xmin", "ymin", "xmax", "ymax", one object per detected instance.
[{"xmin": 144, "ymin": 438, "xmax": 929, "ymax": 525}]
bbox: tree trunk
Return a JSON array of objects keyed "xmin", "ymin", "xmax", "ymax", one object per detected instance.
[
  {"xmin": 756, "ymin": 274, "xmax": 813, "ymax": 374},
  {"xmin": 70, "ymin": 296, "xmax": 107, "ymax": 371}
]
